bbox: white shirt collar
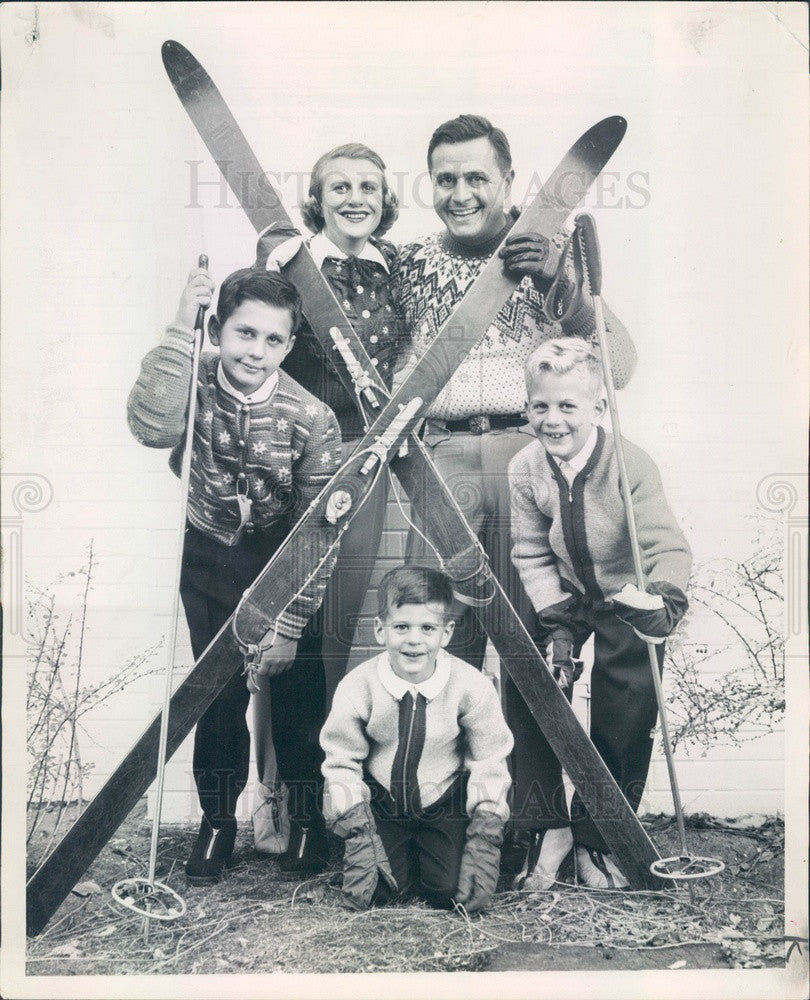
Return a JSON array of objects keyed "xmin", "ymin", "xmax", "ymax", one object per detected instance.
[
  {"xmin": 376, "ymin": 649, "xmax": 451, "ymax": 702},
  {"xmin": 216, "ymin": 362, "xmax": 279, "ymax": 405},
  {"xmin": 307, "ymin": 231, "xmax": 389, "ymax": 273},
  {"xmin": 554, "ymin": 425, "xmax": 599, "ymax": 478}
]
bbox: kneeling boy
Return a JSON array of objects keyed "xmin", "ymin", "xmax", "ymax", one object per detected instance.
[
  {"xmin": 320, "ymin": 566, "xmax": 513, "ymax": 912},
  {"xmin": 508, "ymin": 338, "xmax": 692, "ymax": 889},
  {"xmin": 128, "ymin": 266, "xmax": 341, "ymax": 882}
]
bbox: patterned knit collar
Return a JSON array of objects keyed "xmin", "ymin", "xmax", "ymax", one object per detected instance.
[{"xmin": 438, "ymin": 206, "xmax": 519, "ymax": 259}]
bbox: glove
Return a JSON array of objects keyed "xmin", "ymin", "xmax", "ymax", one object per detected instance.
[
  {"xmin": 610, "ymin": 581, "xmax": 689, "ymax": 644},
  {"xmin": 329, "ymin": 802, "xmax": 397, "ymax": 909},
  {"xmin": 551, "ymin": 635, "xmax": 584, "ymax": 692},
  {"xmin": 537, "ymin": 594, "xmax": 580, "ymax": 636},
  {"xmin": 454, "ymin": 808, "xmax": 505, "ymax": 914},
  {"xmin": 499, "ymin": 232, "xmax": 561, "ymax": 294}
]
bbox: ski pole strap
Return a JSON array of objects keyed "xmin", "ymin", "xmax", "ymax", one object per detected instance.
[
  {"xmin": 541, "ymin": 231, "xmax": 584, "ymax": 327},
  {"xmin": 444, "ymin": 544, "xmax": 497, "ymax": 607}
]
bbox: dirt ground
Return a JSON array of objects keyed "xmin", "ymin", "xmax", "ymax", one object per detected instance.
[{"xmin": 26, "ymin": 802, "xmax": 788, "ymax": 976}]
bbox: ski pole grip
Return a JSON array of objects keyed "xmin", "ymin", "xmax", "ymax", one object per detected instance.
[
  {"xmin": 195, "ymin": 254, "xmax": 209, "ymax": 331},
  {"xmin": 575, "ymin": 213, "xmax": 602, "ymax": 296}
]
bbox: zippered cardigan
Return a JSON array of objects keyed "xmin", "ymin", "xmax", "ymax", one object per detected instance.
[
  {"xmin": 320, "ymin": 651, "xmax": 513, "ymax": 823},
  {"xmin": 508, "ymin": 427, "xmax": 692, "ymax": 614}
]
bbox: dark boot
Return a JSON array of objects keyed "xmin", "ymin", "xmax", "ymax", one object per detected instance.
[
  {"xmin": 185, "ymin": 816, "xmax": 237, "ymax": 885},
  {"xmin": 278, "ymin": 820, "xmax": 330, "ymax": 875}
]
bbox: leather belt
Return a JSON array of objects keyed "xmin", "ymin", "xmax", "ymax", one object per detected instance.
[{"xmin": 440, "ymin": 414, "xmax": 526, "ymax": 435}]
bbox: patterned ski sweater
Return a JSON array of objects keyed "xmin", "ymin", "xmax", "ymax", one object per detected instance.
[
  {"xmin": 321, "ymin": 650, "xmax": 513, "ymax": 823},
  {"xmin": 508, "ymin": 427, "xmax": 692, "ymax": 613},
  {"xmin": 127, "ymin": 323, "xmax": 342, "ymax": 638},
  {"xmin": 393, "ymin": 214, "xmax": 637, "ymax": 420}
]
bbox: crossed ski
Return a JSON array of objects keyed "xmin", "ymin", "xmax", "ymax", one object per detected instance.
[{"xmin": 26, "ymin": 41, "xmax": 664, "ymax": 936}]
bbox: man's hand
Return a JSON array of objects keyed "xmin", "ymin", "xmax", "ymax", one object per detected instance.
[
  {"xmin": 175, "ymin": 267, "xmax": 214, "ymax": 329},
  {"xmin": 245, "ymin": 636, "xmax": 298, "ymax": 692},
  {"xmin": 499, "ymin": 232, "xmax": 561, "ymax": 293}
]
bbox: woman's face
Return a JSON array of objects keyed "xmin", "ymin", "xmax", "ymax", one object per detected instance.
[{"xmin": 319, "ymin": 156, "xmax": 385, "ymax": 252}]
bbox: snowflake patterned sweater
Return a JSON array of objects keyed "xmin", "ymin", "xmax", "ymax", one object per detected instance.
[
  {"xmin": 127, "ymin": 322, "xmax": 342, "ymax": 638},
  {"xmin": 394, "ymin": 212, "xmax": 638, "ymax": 420}
]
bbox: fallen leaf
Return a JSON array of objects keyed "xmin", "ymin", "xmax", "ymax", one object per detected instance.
[
  {"xmin": 668, "ymin": 960, "xmax": 687, "ymax": 969},
  {"xmin": 756, "ymin": 917, "xmax": 775, "ymax": 931},
  {"xmin": 729, "ymin": 913, "xmax": 742, "ymax": 926},
  {"xmin": 48, "ymin": 941, "xmax": 81, "ymax": 959},
  {"xmin": 97, "ymin": 925, "xmax": 116, "ymax": 938},
  {"xmin": 72, "ymin": 880, "xmax": 102, "ymax": 897}
]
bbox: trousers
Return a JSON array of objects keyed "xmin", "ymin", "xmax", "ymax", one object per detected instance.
[
  {"xmin": 180, "ymin": 522, "xmax": 326, "ymax": 829},
  {"xmin": 367, "ymin": 774, "xmax": 469, "ymax": 909}
]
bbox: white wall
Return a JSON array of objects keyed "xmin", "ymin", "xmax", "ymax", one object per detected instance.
[{"xmin": 4, "ymin": 3, "xmax": 807, "ymax": 832}]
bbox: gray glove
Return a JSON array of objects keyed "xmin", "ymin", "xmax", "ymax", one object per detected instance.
[
  {"xmin": 454, "ymin": 808, "xmax": 505, "ymax": 913},
  {"xmin": 329, "ymin": 802, "xmax": 397, "ymax": 909}
]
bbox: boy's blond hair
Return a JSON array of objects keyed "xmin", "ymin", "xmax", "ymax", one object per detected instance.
[{"xmin": 525, "ymin": 337, "xmax": 604, "ymax": 394}]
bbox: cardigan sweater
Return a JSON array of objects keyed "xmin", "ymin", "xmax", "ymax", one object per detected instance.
[
  {"xmin": 393, "ymin": 212, "xmax": 637, "ymax": 421},
  {"xmin": 320, "ymin": 650, "xmax": 513, "ymax": 823},
  {"xmin": 127, "ymin": 323, "xmax": 342, "ymax": 638},
  {"xmin": 508, "ymin": 427, "xmax": 692, "ymax": 613}
]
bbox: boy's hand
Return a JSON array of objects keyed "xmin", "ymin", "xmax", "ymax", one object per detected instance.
[
  {"xmin": 551, "ymin": 636, "xmax": 583, "ymax": 692},
  {"xmin": 455, "ymin": 808, "xmax": 504, "ymax": 914},
  {"xmin": 175, "ymin": 267, "xmax": 214, "ymax": 329},
  {"xmin": 245, "ymin": 637, "xmax": 299, "ymax": 691},
  {"xmin": 610, "ymin": 582, "xmax": 688, "ymax": 643},
  {"xmin": 329, "ymin": 802, "xmax": 397, "ymax": 910}
]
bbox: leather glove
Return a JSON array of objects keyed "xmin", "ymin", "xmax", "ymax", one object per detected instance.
[
  {"xmin": 610, "ymin": 581, "xmax": 688, "ymax": 643},
  {"xmin": 454, "ymin": 808, "xmax": 505, "ymax": 914},
  {"xmin": 499, "ymin": 232, "xmax": 561, "ymax": 294},
  {"xmin": 329, "ymin": 802, "xmax": 397, "ymax": 909},
  {"xmin": 537, "ymin": 594, "xmax": 580, "ymax": 636},
  {"xmin": 551, "ymin": 635, "xmax": 584, "ymax": 692}
]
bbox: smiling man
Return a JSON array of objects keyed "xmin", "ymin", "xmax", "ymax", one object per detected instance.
[{"xmin": 395, "ymin": 113, "xmax": 638, "ymax": 888}]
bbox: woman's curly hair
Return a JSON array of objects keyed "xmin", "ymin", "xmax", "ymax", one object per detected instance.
[{"xmin": 300, "ymin": 142, "xmax": 399, "ymax": 237}]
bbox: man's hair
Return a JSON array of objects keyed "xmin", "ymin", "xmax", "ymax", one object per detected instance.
[
  {"xmin": 377, "ymin": 565, "xmax": 455, "ymax": 619},
  {"xmin": 427, "ymin": 114, "xmax": 513, "ymax": 174},
  {"xmin": 215, "ymin": 268, "xmax": 302, "ymax": 333},
  {"xmin": 300, "ymin": 142, "xmax": 399, "ymax": 236},
  {"xmin": 525, "ymin": 337, "xmax": 604, "ymax": 393}
]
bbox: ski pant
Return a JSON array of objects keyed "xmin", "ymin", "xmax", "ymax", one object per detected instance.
[
  {"xmin": 252, "ymin": 439, "xmax": 388, "ymax": 787},
  {"xmin": 366, "ymin": 774, "xmax": 469, "ymax": 910},
  {"xmin": 405, "ymin": 422, "xmax": 565, "ymax": 831},
  {"xmin": 179, "ymin": 522, "xmax": 326, "ymax": 830},
  {"xmin": 563, "ymin": 601, "xmax": 664, "ymax": 852}
]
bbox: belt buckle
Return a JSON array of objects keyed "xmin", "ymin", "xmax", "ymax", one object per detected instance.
[{"xmin": 469, "ymin": 414, "xmax": 490, "ymax": 435}]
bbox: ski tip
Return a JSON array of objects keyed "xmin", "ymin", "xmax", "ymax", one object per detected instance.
[{"xmin": 161, "ymin": 39, "xmax": 191, "ymax": 68}]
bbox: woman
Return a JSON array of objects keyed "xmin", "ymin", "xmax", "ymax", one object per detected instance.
[{"xmin": 251, "ymin": 143, "xmax": 407, "ymax": 872}]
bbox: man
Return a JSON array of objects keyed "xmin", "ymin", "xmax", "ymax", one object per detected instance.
[{"xmin": 394, "ymin": 114, "xmax": 637, "ymax": 888}]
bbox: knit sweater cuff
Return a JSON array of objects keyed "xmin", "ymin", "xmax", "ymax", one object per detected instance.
[{"xmin": 162, "ymin": 322, "xmax": 197, "ymax": 355}]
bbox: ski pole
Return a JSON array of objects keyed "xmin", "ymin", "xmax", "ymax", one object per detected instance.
[
  {"xmin": 141, "ymin": 253, "xmax": 209, "ymax": 938},
  {"xmin": 574, "ymin": 216, "xmax": 723, "ymax": 890}
]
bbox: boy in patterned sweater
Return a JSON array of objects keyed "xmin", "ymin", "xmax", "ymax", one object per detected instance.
[
  {"xmin": 321, "ymin": 566, "xmax": 513, "ymax": 912},
  {"xmin": 508, "ymin": 338, "xmax": 691, "ymax": 889},
  {"xmin": 128, "ymin": 266, "xmax": 342, "ymax": 883}
]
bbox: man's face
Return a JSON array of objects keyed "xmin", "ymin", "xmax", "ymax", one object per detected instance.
[
  {"xmin": 208, "ymin": 300, "xmax": 295, "ymax": 395},
  {"xmin": 430, "ymin": 136, "xmax": 514, "ymax": 247}
]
